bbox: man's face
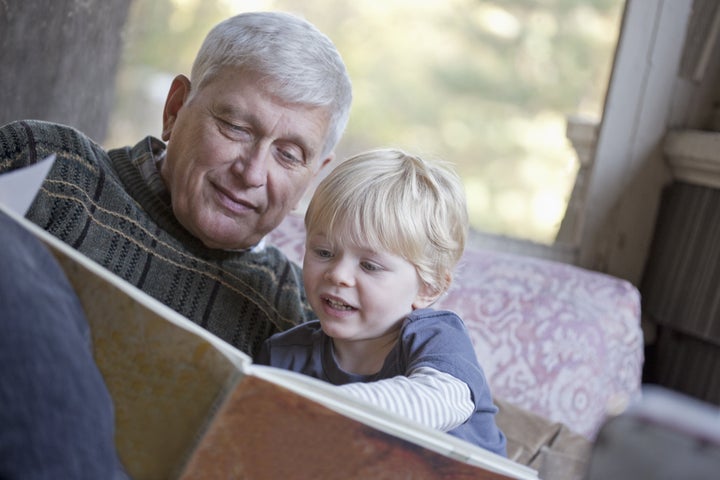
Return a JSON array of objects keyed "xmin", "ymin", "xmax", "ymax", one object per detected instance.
[{"xmin": 160, "ymin": 69, "xmax": 333, "ymax": 250}]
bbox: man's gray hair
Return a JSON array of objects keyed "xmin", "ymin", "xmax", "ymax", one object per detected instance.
[{"xmin": 190, "ymin": 11, "xmax": 353, "ymax": 158}]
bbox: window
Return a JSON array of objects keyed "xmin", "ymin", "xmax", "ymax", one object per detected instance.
[{"xmin": 107, "ymin": 0, "xmax": 624, "ymax": 244}]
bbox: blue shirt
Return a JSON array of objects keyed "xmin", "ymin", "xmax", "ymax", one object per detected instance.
[{"xmin": 257, "ymin": 308, "xmax": 507, "ymax": 456}]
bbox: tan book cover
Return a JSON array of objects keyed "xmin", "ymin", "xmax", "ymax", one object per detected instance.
[{"xmin": 0, "ymin": 160, "xmax": 538, "ymax": 480}]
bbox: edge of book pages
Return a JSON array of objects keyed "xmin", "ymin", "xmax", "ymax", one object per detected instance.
[{"xmin": 0, "ymin": 159, "xmax": 538, "ymax": 480}]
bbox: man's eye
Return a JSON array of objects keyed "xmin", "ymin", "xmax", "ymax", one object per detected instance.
[
  {"xmin": 276, "ymin": 147, "xmax": 304, "ymax": 167},
  {"xmin": 229, "ymin": 125, "xmax": 251, "ymax": 136},
  {"xmin": 281, "ymin": 150, "xmax": 299, "ymax": 163},
  {"xmin": 218, "ymin": 119, "xmax": 251, "ymax": 138}
]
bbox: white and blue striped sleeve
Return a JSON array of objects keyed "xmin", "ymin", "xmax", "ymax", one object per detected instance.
[{"xmin": 336, "ymin": 366, "xmax": 474, "ymax": 432}]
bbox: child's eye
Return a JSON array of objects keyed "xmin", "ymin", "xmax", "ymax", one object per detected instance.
[
  {"xmin": 313, "ymin": 248, "xmax": 333, "ymax": 258},
  {"xmin": 361, "ymin": 261, "xmax": 382, "ymax": 272}
]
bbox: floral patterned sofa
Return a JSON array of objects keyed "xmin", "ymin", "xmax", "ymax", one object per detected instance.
[{"xmin": 267, "ymin": 213, "xmax": 645, "ymax": 443}]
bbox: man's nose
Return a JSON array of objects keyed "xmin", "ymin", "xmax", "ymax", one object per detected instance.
[{"xmin": 231, "ymin": 144, "xmax": 268, "ymax": 188}]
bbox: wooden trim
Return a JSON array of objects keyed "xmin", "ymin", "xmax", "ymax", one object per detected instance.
[
  {"xmin": 577, "ymin": 0, "xmax": 693, "ymax": 284},
  {"xmin": 665, "ymin": 129, "xmax": 720, "ymax": 187},
  {"xmin": 555, "ymin": 116, "xmax": 600, "ymax": 245}
]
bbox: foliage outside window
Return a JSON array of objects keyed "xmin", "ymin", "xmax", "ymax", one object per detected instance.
[{"xmin": 107, "ymin": 0, "xmax": 624, "ymax": 244}]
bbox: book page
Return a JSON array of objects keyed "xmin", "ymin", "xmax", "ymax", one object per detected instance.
[
  {"xmin": 51, "ymin": 238, "xmax": 245, "ymax": 480},
  {"xmin": 0, "ymin": 154, "xmax": 55, "ymax": 215},
  {"xmin": 1, "ymin": 206, "xmax": 250, "ymax": 480}
]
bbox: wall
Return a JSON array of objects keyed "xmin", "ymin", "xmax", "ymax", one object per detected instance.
[{"xmin": 0, "ymin": 0, "xmax": 132, "ymax": 143}]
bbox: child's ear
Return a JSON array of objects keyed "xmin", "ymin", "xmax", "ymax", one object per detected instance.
[{"xmin": 412, "ymin": 276, "xmax": 449, "ymax": 309}]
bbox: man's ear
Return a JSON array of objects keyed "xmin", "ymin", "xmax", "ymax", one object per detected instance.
[
  {"xmin": 314, "ymin": 152, "xmax": 334, "ymax": 176},
  {"xmin": 161, "ymin": 74, "xmax": 192, "ymax": 141}
]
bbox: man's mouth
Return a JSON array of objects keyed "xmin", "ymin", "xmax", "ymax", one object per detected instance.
[{"xmin": 214, "ymin": 183, "xmax": 257, "ymax": 213}]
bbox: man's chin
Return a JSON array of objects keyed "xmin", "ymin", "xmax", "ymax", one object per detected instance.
[
  {"xmin": 192, "ymin": 222, "xmax": 260, "ymax": 251},
  {"xmin": 184, "ymin": 210, "xmax": 271, "ymax": 250}
]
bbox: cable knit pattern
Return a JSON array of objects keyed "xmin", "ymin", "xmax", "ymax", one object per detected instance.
[
  {"xmin": 0, "ymin": 120, "xmax": 314, "ymax": 357},
  {"xmin": 266, "ymin": 212, "xmax": 644, "ymax": 439}
]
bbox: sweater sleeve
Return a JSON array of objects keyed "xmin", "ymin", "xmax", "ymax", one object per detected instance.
[{"xmin": 336, "ymin": 366, "xmax": 474, "ymax": 431}]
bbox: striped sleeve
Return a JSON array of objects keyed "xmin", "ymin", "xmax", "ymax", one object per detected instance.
[{"xmin": 337, "ymin": 366, "xmax": 474, "ymax": 431}]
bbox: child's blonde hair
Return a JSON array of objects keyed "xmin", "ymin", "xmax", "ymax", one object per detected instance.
[{"xmin": 304, "ymin": 148, "xmax": 468, "ymax": 296}]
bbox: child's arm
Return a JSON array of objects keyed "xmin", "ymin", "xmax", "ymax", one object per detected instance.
[{"xmin": 336, "ymin": 366, "xmax": 474, "ymax": 431}]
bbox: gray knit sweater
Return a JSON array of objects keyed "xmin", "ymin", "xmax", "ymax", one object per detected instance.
[{"xmin": 0, "ymin": 120, "xmax": 314, "ymax": 356}]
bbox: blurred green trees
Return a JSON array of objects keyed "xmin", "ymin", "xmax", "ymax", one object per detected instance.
[{"xmin": 108, "ymin": 0, "xmax": 624, "ymax": 243}]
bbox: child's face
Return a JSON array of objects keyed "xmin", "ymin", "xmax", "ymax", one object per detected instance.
[{"xmin": 302, "ymin": 230, "xmax": 434, "ymax": 345}]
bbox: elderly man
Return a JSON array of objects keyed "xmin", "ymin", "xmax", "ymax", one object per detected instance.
[{"xmin": 0, "ymin": 12, "xmax": 351, "ymax": 356}]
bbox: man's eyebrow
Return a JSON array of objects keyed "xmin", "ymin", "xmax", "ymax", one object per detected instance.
[{"xmin": 210, "ymin": 103, "xmax": 246, "ymax": 120}]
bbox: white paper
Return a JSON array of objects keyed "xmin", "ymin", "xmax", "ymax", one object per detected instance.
[{"xmin": 0, "ymin": 154, "xmax": 56, "ymax": 215}]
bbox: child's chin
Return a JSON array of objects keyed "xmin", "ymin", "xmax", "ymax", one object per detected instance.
[{"xmin": 319, "ymin": 321, "xmax": 347, "ymax": 339}]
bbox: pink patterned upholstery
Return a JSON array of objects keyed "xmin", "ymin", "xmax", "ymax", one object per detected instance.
[{"xmin": 267, "ymin": 213, "xmax": 644, "ymax": 439}]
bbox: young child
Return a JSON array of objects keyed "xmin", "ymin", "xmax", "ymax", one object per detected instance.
[{"xmin": 256, "ymin": 149, "xmax": 506, "ymax": 456}]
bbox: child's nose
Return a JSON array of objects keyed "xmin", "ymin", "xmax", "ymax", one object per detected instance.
[{"xmin": 324, "ymin": 260, "xmax": 355, "ymax": 287}]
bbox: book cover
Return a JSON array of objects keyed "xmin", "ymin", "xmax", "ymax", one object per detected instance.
[{"xmin": 0, "ymin": 160, "xmax": 538, "ymax": 480}]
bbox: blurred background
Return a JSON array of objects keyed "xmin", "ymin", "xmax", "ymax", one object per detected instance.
[{"xmin": 106, "ymin": 0, "xmax": 624, "ymax": 244}]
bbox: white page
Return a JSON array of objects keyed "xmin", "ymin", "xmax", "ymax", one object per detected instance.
[{"xmin": 0, "ymin": 154, "xmax": 56, "ymax": 215}]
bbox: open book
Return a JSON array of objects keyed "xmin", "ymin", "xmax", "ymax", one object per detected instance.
[{"xmin": 0, "ymin": 158, "xmax": 539, "ymax": 480}]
